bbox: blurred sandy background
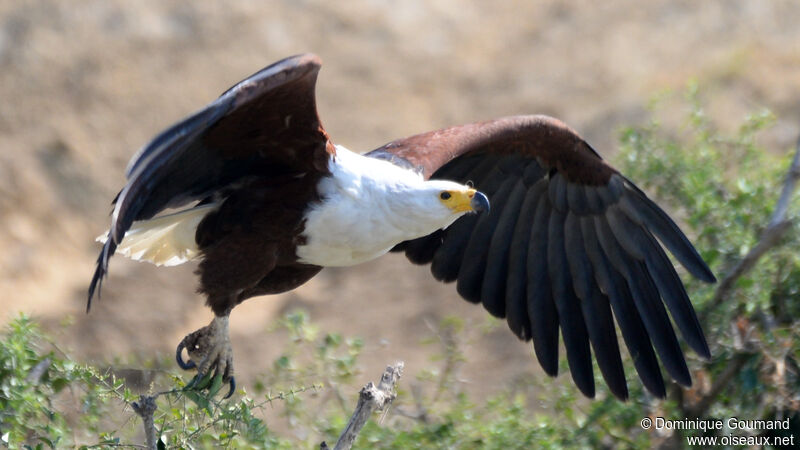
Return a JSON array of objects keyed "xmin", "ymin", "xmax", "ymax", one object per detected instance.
[{"xmin": 1, "ymin": 0, "xmax": 800, "ymax": 417}]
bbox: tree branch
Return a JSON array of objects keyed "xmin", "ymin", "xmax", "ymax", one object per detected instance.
[
  {"xmin": 321, "ymin": 362, "xmax": 404, "ymax": 450},
  {"xmin": 769, "ymin": 138, "xmax": 800, "ymax": 229},
  {"xmin": 131, "ymin": 395, "xmax": 158, "ymax": 450},
  {"xmin": 25, "ymin": 357, "xmax": 51, "ymax": 385},
  {"xmin": 701, "ymin": 137, "xmax": 800, "ymax": 321},
  {"xmin": 682, "ymin": 352, "xmax": 754, "ymax": 417}
]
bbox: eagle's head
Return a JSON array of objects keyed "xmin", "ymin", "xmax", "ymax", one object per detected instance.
[
  {"xmin": 394, "ymin": 179, "xmax": 490, "ymax": 235},
  {"xmin": 431, "ymin": 182, "xmax": 490, "ymax": 215}
]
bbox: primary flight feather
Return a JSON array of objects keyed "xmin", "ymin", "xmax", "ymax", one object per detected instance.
[{"xmin": 89, "ymin": 53, "xmax": 715, "ymax": 400}]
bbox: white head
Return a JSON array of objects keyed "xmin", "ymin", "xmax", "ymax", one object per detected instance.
[{"xmin": 382, "ymin": 178, "xmax": 490, "ymax": 239}]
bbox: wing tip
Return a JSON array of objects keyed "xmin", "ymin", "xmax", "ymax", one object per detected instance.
[
  {"xmin": 697, "ymin": 265, "xmax": 717, "ymax": 284},
  {"xmin": 677, "ymin": 241, "xmax": 717, "ymax": 284},
  {"xmin": 229, "ymin": 53, "xmax": 322, "ymax": 98},
  {"xmin": 87, "ymin": 238, "xmax": 115, "ymax": 313},
  {"xmin": 612, "ymin": 385, "xmax": 630, "ymax": 401},
  {"xmin": 87, "ymin": 263, "xmax": 104, "ymax": 313},
  {"xmin": 271, "ymin": 53, "xmax": 322, "ymax": 75},
  {"xmin": 574, "ymin": 376, "xmax": 596, "ymax": 399},
  {"xmin": 87, "ymin": 271, "xmax": 101, "ymax": 313},
  {"xmin": 625, "ymin": 184, "xmax": 717, "ymax": 284},
  {"xmin": 536, "ymin": 347, "xmax": 559, "ymax": 378},
  {"xmin": 695, "ymin": 343, "xmax": 712, "ymax": 361},
  {"xmin": 291, "ymin": 52, "xmax": 322, "ymax": 68},
  {"xmin": 669, "ymin": 361, "xmax": 693, "ymax": 388},
  {"xmin": 648, "ymin": 383, "xmax": 667, "ymax": 399}
]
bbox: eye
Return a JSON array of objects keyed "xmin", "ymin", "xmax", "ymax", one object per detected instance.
[{"xmin": 440, "ymin": 191, "xmax": 451, "ymax": 200}]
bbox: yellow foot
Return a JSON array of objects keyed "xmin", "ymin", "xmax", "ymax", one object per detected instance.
[{"xmin": 176, "ymin": 315, "xmax": 236, "ymax": 398}]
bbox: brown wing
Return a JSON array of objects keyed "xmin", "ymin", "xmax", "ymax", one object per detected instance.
[
  {"xmin": 89, "ymin": 53, "xmax": 334, "ymax": 307},
  {"xmin": 367, "ymin": 115, "xmax": 716, "ymax": 400}
]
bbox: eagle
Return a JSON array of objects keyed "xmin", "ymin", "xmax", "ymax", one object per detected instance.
[{"xmin": 89, "ymin": 53, "xmax": 715, "ymax": 400}]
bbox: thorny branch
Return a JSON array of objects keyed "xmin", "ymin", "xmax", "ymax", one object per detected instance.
[
  {"xmin": 700, "ymin": 135, "xmax": 800, "ymax": 322},
  {"xmin": 681, "ymin": 352, "xmax": 753, "ymax": 418},
  {"xmin": 131, "ymin": 395, "xmax": 158, "ymax": 450},
  {"xmin": 321, "ymin": 362, "xmax": 404, "ymax": 450}
]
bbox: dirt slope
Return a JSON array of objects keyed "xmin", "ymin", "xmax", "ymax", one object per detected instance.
[{"xmin": 1, "ymin": 0, "xmax": 799, "ymax": 419}]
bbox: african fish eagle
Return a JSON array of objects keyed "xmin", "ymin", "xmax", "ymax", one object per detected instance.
[{"xmin": 89, "ymin": 53, "xmax": 715, "ymax": 400}]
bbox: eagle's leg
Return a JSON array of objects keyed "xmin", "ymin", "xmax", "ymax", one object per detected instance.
[{"xmin": 175, "ymin": 314, "xmax": 236, "ymax": 398}]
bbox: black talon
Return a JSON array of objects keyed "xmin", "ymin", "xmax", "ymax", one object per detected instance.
[
  {"xmin": 185, "ymin": 376, "xmax": 196, "ymax": 390},
  {"xmin": 185, "ymin": 373, "xmax": 202, "ymax": 389},
  {"xmin": 175, "ymin": 341, "xmax": 196, "ymax": 370},
  {"xmin": 224, "ymin": 377, "xmax": 236, "ymax": 399}
]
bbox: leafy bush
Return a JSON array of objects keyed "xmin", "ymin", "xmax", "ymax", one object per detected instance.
[
  {"xmin": 612, "ymin": 85, "xmax": 800, "ymax": 446},
  {"xmin": 0, "ymin": 316, "xmax": 132, "ymax": 448},
  {"xmin": 1, "ymin": 89, "xmax": 798, "ymax": 448}
]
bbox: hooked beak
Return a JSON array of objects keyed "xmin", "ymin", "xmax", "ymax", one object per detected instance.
[
  {"xmin": 470, "ymin": 190, "xmax": 490, "ymax": 213},
  {"xmin": 449, "ymin": 188, "xmax": 491, "ymax": 213}
]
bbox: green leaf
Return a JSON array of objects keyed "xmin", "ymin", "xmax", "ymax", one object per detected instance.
[
  {"xmin": 184, "ymin": 390, "xmax": 212, "ymax": 417},
  {"xmin": 207, "ymin": 372, "xmax": 224, "ymax": 398}
]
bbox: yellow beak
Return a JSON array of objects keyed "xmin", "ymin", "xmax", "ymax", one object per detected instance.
[{"xmin": 449, "ymin": 189, "xmax": 490, "ymax": 213}]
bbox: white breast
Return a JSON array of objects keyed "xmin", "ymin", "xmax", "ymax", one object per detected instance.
[{"xmin": 296, "ymin": 146, "xmax": 463, "ymax": 267}]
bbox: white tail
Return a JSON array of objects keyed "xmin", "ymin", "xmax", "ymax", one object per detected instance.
[{"xmin": 97, "ymin": 203, "xmax": 218, "ymax": 267}]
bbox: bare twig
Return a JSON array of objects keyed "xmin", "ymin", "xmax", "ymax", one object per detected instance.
[
  {"xmin": 321, "ymin": 362, "xmax": 404, "ymax": 450},
  {"xmin": 769, "ymin": 139, "xmax": 800, "ymax": 229},
  {"xmin": 701, "ymin": 137, "xmax": 800, "ymax": 321},
  {"xmin": 25, "ymin": 357, "xmax": 51, "ymax": 385},
  {"xmin": 683, "ymin": 352, "xmax": 753, "ymax": 417},
  {"xmin": 394, "ymin": 382, "xmax": 430, "ymax": 423},
  {"xmin": 131, "ymin": 395, "xmax": 158, "ymax": 450}
]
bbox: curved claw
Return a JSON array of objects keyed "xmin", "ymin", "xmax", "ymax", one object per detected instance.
[
  {"xmin": 223, "ymin": 377, "xmax": 236, "ymax": 399},
  {"xmin": 185, "ymin": 373, "xmax": 202, "ymax": 390},
  {"xmin": 183, "ymin": 373, "xmax": 235, "ymax": 399},
  {"xmin": 175, "ymin": 341, "xmax": 196, "ymax": 370},
  {"xmin": 176, "ymin": 316, "xmax": 234, "ymax": 398}
]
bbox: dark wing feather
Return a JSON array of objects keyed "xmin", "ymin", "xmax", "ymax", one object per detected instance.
[
  {"xmin": 565, "ymin": 212, "xmax": 626, "ymax": 399},
  {"xmin": 504, "ymin": 179, "xmax": 547, "ymax": 340},
  {"xmin": 607, "ymin": 205, "xmax": 709, "ymax": 358},
  {"xmin": 457, "ymin": 176, "xmax": 518, "ymax": 305},
  {"xmin": 89, "ymin": 53, "xmax": 332, "ymax": 309},
  {"xmin": 548, "ymin": 207, "xmax": 594, "ymax": 397},
  {"xmin": 594, "ymin": 217, "xmax": 691, "ymax": 386},
  {"xmin": 401, "ymin": 230, "xmax": 444, "ymax": 265},
  {"xmin": 526, "ymin": 193, "xmax": 560, "ymax": 376},
  {"xmin": 481, "ymin": 179, "xmax": 528, "ymax": 316},
  {"xmin": 371, "ymin": 115, "xmax": 714, "ymax": 399},
  {"xmin": 580, "ymin": 217, "xmax": 665, "ymax": 397}
]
